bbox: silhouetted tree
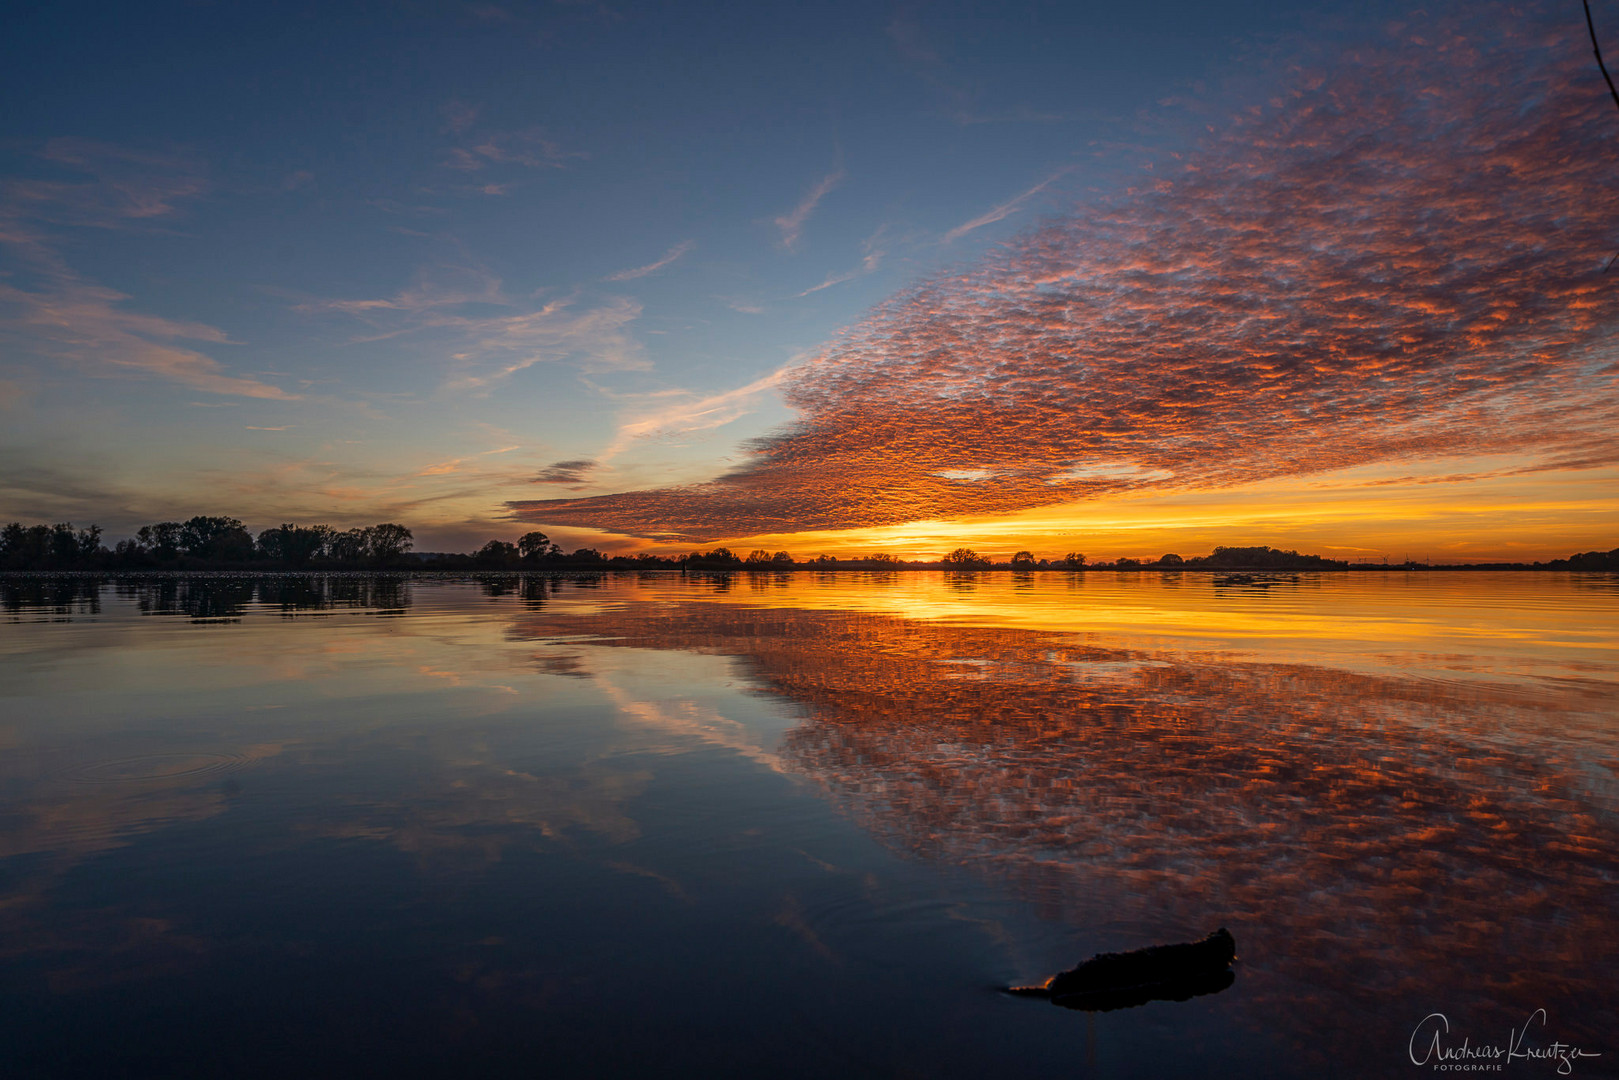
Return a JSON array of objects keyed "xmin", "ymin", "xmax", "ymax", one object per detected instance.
[
  {"xmin": 369, "ymin": 523, "xmax": 413, "ymax": 563},
  {"xmin": 745, "ymin": 549, "xmax": 773, "ymax": 564},
  {"xmin": 137, "ymin": 522, "xmax": 183, "ymax": 560},
  {"xmin": 48, "ymin": 523, "xmax": 79, "ymax": 562},
  {"xmin": 771, "ymin": 551, "xmax": 794, "ymax": 566},
  {"xmin": 112, "ymin": 538, "xmax": 145, "ymax": 563},
  {"xmin": 257, "ymin": 524, "xmax": 333, "ymax": 566},
  {"xmin": 944, "ymin": 547, "xmax": 990, "ymax": 568},
  {"xmin": 1195, "ymin": 545, "xmax": 1345, "ymax": 570},
  {"xmin": 518, "ymin": 531, "xmax": 558, "ymax": 561},
  {"xmin": 7, "ymin": 524, "xmax": 52, "ymax": 566},
  {"xmin": 1116, "ymin": 556, "xmax": 1142, "ymax": 569},
  {"xmin": 1011, "ymin": 550, "xmax": 1037, "ymax": 570},
  {"xmin": 2, "ymin": 523, "xmax": 35, "ymax": 564},
  {"xmin": 75, "ymin": 524, "xmax": 102, "ymax": 559},
  {"xmin": 683, "ymin": 547, "xmax": 742, "ymax": 570},
  {"xmin": 476, "ymin": 539, "xmax": 519, "ymax": 566},
  {"xmin": 1159, "ymin": 553, "xmax": 1185, "ymax": 567},
  {"xmin": 1063, "ymin": 552, "xmax": 1087, "ymax": 569},
  {"xmin": 1565, "ymin": 546, "xmax": 1619, "ymax": 570},
  {"xmin": 327, "ymin": 527, "xmax": 370, "ymax": 562},
  {"xmin": 178, "ymin": 516, "xmax": 255, "ymax": 561},
  {"xmin": 0, "ymin": 523, "xmax": 105, "ymax": 567}
]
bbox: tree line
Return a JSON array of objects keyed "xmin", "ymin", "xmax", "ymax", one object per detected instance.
[
  {"xmin": 1, "ymin": 519, "xmax": 1614, "ymax": 571},
  {"xmin": 0, "ymin": 517, "xmax": 417, "ymax": 570},
  {"xmin": 0, "ymin": 518, "xmax": 630, "ymax": 571}
]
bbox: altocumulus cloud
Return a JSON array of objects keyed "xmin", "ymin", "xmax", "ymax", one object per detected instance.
[
  {"xmin": 533, "ymin": 459, "xmax": 598, "ymax": 486},
  {"xmin": 513, "ymin": 5, "xmax": 1619, "ymax": 541}
]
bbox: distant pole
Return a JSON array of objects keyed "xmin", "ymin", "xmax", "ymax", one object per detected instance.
[
  {"xmin": 1585, "ymin": 0, "xmax": 1619, "ymax": 270},
  {"xmin": 1585, "ymin": 0, "xmax": 1619, "ymax": 113}
]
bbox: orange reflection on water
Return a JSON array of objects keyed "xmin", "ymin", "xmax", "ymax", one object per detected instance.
[
  {"xmin": 516, "ymin": 599, "xmax": 1619, "ymax": 1070},
  {"xmin": 713, "ymin": 571, "xmax": 1618, "ymax": 679}
]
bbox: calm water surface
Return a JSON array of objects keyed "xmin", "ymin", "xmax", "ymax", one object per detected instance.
[{"xmin": 2, "ymin": 572, "xmax": 1616, "ymax": 1078}]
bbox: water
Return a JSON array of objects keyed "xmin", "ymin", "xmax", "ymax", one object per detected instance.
[{"xmin": 1, "ymin": 572, "xmax": 1615, "ymax": 1078}]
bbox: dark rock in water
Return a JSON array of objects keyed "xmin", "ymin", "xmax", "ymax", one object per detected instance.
[
  {"xmin": 1008, "ymin": 928, "xmax": 1236, "ymax": 1012},
  {"xmin": 1047, "ymin": 964, "xmax": 1235, "ymax": 1012}
]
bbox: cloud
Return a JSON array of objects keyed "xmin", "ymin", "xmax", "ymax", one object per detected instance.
[
  {"xmin": 511, "ymin": 6, "xmax": 1619, "ymax": 541},
  {"xmin": 887, "ymin": 5, "xmax": 971, "ymax": 115},
  {"xmin": 304, "ymin": 266, "xmax": 646, "ymax": 386},
  {"xmin": 443, "ymin": 127, "xmax": 585, "ymax": 172},
  {"xmin": 797, "ymin": 227, "xmax": 887, "ymax": 296},
  {"xmin": 442, "ymin": 295, "xmax": 646, "ymax": 385},
  {"xmin": 2, "ymin": 139, "xmax": 209, "ymax": 228},
  {"xmin": 773, "ymin": 170, "xmax": 844, "ymax": 250},
  {"xmin": 441, "ymin": 100, "xmax": 481, "ymax": 132},
  {"xmin": 0, "ymin": 252, "xmax": 295, "ymax": 400},
  {"xmin": 596, "ymin": 367, "xmax": 790, "ymax": 461},
  {"xmin": 302, "ymin": 261, "xmax": 506, "ymax": 316},
  {"xmin": 941, "ymin": 167, "xmax": 1071, "ymax": 243},
  {"xmin": 509, "ymin": 602, "xmax": 1617, "ymax": 1069},
  {"xmin": 533, "ymin": 459, "xmax": 598, "ymax": 484},
  {"xmin": 605, "ymin": 239, "xmax": 694, "ymax": 281},
  {"xmin": 0, "ymin": 462, "xmax": 141, "ymax": 523},
  {"xmin": 0, "ymin": 140, "xmax": 295, "ymax": 399}
]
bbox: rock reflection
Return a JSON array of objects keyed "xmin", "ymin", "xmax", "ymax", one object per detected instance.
[
  {"xmin": 513, "ymin": 602, "xmax": 1619, "ymax": 1067},
  {"xmin": 1049, "ymin": 968, "xmax": 1235, "ymax": 1013}
]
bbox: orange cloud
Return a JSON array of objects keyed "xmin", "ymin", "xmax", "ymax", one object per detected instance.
[{"xmin": 513, "ymin": 7, "xmax": 1619, "ymax": 542}]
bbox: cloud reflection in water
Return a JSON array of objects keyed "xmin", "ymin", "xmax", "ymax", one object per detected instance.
[{"xmin": 514, "ymin": 600, "xmax": 1619, "ymax": 1068}]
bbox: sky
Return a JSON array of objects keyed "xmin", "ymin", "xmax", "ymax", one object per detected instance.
[{"xmin": 2, "ymin": 0, "xmax": 1617, "ymax": 561}]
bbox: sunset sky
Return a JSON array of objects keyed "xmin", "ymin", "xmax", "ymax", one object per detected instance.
[{"xmin": 3, "ymin": 0, "xmax": 1616, "ymax": 560}]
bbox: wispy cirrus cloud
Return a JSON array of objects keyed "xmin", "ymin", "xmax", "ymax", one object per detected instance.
[
  {"xmin": 2, "ymin": 138, "xmax": 208, "ymax": 227},
  {"xmin": 440, "ymin": 100, "xmax": 481, "ymax": 133},
  {"xmin": 597, "ymin": 368, "xmax": 791, "ymax": 461},
  {"xmin": 0, "ymin": 142, "xmax": 296, "ymax": 399},
  {"xmin": 443, "ymin": 127, "xmax": 585, "ymax": 172},
  {"xmin": 512, "ymin": 5, "xmax": 1619, "ymax": 541},
  {"xmin": 605, "ymin": 239, "xmax": 694, "ymax": 281},
  {"xmin": 303, "ymin": 264, "xmax": 646, "ymax": 386},
  {"xmin": 433, "ymin": 100, "xmax": 585, "ymax": 183},
  {"xmin": 773, "ymin": 170, "xmax": 844, "ymax": 250},
  {"xmin": 797, "ymin": 227, "xmax": 887, "ymax": 297},
  {"xmin": 941, "ymin": 167, "xmax": 1071, "ymax": 243},
  {"xmin": 0, "ymin": 270, "xmax": 297, "ymax": 399}
]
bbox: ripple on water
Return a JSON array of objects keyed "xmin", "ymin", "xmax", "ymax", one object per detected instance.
[{"xmin": 63, "ymin": 752, "xmax": 249, "ymax": 784}]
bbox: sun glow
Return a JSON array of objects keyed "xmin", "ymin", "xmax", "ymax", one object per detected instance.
[{"xmin": 609, "ymin": 460, "xmax": 1619, "ymax": 564}]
